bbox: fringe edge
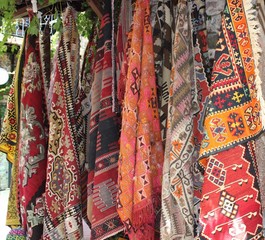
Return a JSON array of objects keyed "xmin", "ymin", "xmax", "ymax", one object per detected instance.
[{"xmin": 242, "ymin": 0, "xmax": 265, "ymax": 128}]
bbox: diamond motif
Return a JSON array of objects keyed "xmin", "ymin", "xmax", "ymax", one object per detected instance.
[
  {"xmin": 219, "ymin": 191, "xmax": 239, "ymax": 219},
  {"xmin": 210, "ymin": 118, "xmax": 227, "ymax": 142},
  {"xmin": 206, "ymin": 158, "xmax": 226, "ymax": 186}
]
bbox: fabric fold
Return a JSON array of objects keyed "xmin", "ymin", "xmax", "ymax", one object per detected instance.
[
  {"xmin": 43, "ymin": 7, "xmax": 83, "ymax": 239},
  {"xmin": 1, "ymin": 33, "xmax": 26, "ymax": 228},
  {"xmin": 117, "ymin": 0, "xmax": 164, "ymax": 238},
  {"xmin": 87, "ymin": 1, "xmax": 124, "ymax": 239},
  {"xmin": 17, "ymin": 14, "xmax": 48, "ymax": 238},
  {"xmin": 198, "ymin": 0, "xmax": 264, "ymax": 238},
  {"xmin": 160, "ymin": 0, "xmax": 198, "ymax": 238}
]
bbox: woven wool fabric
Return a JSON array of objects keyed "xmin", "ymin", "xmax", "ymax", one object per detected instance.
[
  {"xmin": 198, "ymin": 0, "xmax": 264, "ymax": 238},
  {"xmin": 6, "ymin": 150, "xmax": 21, "ymax": 227},
  {"xmin": 190, "ymin": 0, "xmax": 211, "ymax": 236},
  {"xmin": 199, "ymin": 0, "xmax": 263, "ymax": 158},
  {"xmin": 199, "ymin": 142, "xmax": 263, "ymax": 239},
  {"xmin": 117, "ymin": 25, "xmax": 132, "ymax": 107},
  {"xmin": 6, "ymin": 227, "xmax": 26, "ymax": 240},
  {"xmin": 80, "ymin": 25, "xmax": 98, "ymax": 226},
  {"xmin": 255, "ymin": 5, "xmax": 265, "ymax": 223},
  {"xmin": 116, "ymin": 0, "xmax": 132, "ymax": 101},
  {"xmin": 43, "ymin": 7, "xmax": 83, "ymax": 239},
  {"xmin": 0, "ymin": 37, "xmax": 25, "ymax": 164},
  {"xmin": 87, "ymin": 1, "xmax": 124, "ymax": 239},
  {"xmin": 153, "ymin": 0, "xmax": 172, "ymax": 145},
  {"xmin": 117, "ymin": 0, "xmax": 164, "ymax": 239},
  {"xmin": 160, "ymin": 0, "xmax": 199, "ymax": 238},
  {"xmin": 0, "ymin": 76, "xmax": 18, "ymax": 163},
  {"xmin": 17, "ymin": 24, "xmax": 48, "ymax": 239},
  {"xmin": 1, "ymin": 37, "xmax": 25, "ymax": 227},
  {"xmin": 39, "ymin": 24, "xmax": 51, "ymax": 113}
]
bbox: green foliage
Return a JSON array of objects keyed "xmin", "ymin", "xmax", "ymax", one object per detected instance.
[
  {"xmin": 50, "ymin": 30, "xmax": 60, "ymax": 58},
  {"xmin": 27, "ymin": 15, "xmax": 40, "ymax": 36},
  {"xmin": 0, "ymin": 0, "xmax": 16, "ymax": 55},
  {"xmin": 76, "ymin": 8, "xmax": 97, "ymax": 39},
  {"xmin": 11, "ymin": 44, "xmax": 18, "ymax": 53},
  {"xmin": 53, "ymin": 9, "xmax": 62, "ymax": 32},
  {"xmin": 0, "ymin": 0, "xmax": 99, "ymax": 57}
]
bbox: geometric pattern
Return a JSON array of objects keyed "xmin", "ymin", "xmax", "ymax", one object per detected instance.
[
  {"xmin": 199, "ymin": 0, "xmax": 263, "ymax": 158},
  {"xmin": 227, "ymin": 112, "xmax": 245, "ymax": 137},
  {"xmin": 43, "ymin": 7, "xmax": 83, "ymax": 239},
  {"xmin": 244, "ymin": 105, "xmax": 260, "ymax": 131},
  {"xmin": 117, "ymin": 0, "xmax": 164, "ymax": 239},
  {"xmin": 219, "ymin": 191, "xmax": 239, "ymax": 219},
  {"xmin": 206, "ymin": 158, "xmax": 226, "ymax": 187},
  {"xmin": 87, "ymin": 1, "xmax": 124, "ymax": 238},
  {"xmin": 200, "ymin": 144, "xmax": 263, "ymax": 239},
  {"xmin": 210, "ymin": 118, "xmax": 227, "ymax": 142},
  {"xmin": 161, "ymin": 0, "xmax": 197, "ymax": 238},
  {"xmin": 199, "ymin": 0, "xmax": 264, "ymax": 237}
]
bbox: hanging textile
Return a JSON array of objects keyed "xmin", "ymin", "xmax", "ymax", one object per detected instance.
[
  {"xmin": 189, "ymin": 0, "xmax": 212, "ymax": 236},
  {"xmin": 39, "ymin": 24, "xmax": 51, "ymax": 111},
  {"xmin": 6, "ymin": 227, "xmax": 26, "ymax": 240},
  {"xmin": 160, "ymin": 0, "xmax": 198, "ymax": 238},
  {"xmin": 80, "ymin": 24, "xmax": 98, "ymax": 226},
  {"xmin": 205, "ymin": 0, "xmax": 225, "ymax": 66},
  {"xmin": 117, "ymin": 0, "xmax": 164, "ymax": 239},
  {"xmin": 116, "ymin": 0, "xmax": 132, "ymax": 105},
  {"xmin": 0, "ymin": 34, "xmax": 26, "ymax": 228},
  {"xmin": 17, "ymin": 12, "xmax": 48, "ymax": 238},
  {"xmin": 0, "ymin": 44, "xmax": 25, "ymax": 164},
  {"xmin": 198, "ymin": 0, "xmax": 264, "ymax": 238},
  {"xmin": 43, "ymin": 6, "xmax": 83, "ymax": 239},
  {"xmin": 87, "ymin": 1, "xmax": 124, "ymax": 239},
  {"xmin": 152, "ymin": 0, "xmax": 172, "ymax": 145},
  {"xmin": 256, "ymin": 2, "xmax": 265, "ymax": 224}
]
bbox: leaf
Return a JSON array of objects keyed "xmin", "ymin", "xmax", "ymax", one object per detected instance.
[
  {"xmin": 0, "ymin": 0, "xmax": 8, "ymax": 10},
  {"xmin": 27, "ymin": 16, "xmax": 39, "ymax": 36},
  {"xmin": 54, "ymin": 16, "xmax": 62, "ymax": 32},
  {"xmin": 11, "ymin": 44, "xmax": 18, "ymax": 53}
]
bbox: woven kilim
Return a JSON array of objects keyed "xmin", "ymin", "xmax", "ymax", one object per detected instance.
[
  {"xmin": 0, "ymin": 36, "xmax": 25, "ymax": 164},
  {"xmin": 1, "ymin": 35, "xmax": 25, "ymax": 227},
  {"xmin": 6, "ymin": 227, "xmax": 26, "ymax": 240},
  {"xmin": 117, "ymin": 0, "xmax": 164, "ymax": 239},
  {"xmin": 17, "ymin": 14, "xmax": 48, "ymax": 238},
  {"xmin": 117, "ymin": 23, "xmax": 132, "ymax": 107},
  {"xmin": 80, "ymin": 24, "xmax": 98, "ymax": 226},
  {"xmin": 116, "ymin": 0, "xmax": 132, "ymax": 104},
  {"xmin": 190, "ymin": 0, "xmax": 211, "ymax": 236},
  {"xmin": 200, "ymin": 142, "xmax": 263, "ymax": 239},
  {"xmin": 255, "ymin": 5, "xmax": 265, "ymax": 225},
  {"xmin": 161, "ymin": 0, "xmax": 197, "ymax": 238},
  {"xmin": 39, "ymin": 24, "xmax": 51, "ymax": 114},
  {"xmin": 199, "ymin": 0, "xmax": 263, "ymax": 157},
  {"xmin": 43, "ymin": 7, "xmax": 83, "ymax": 239},
  {"xmin": 87, "ymin": 1, "xmax": 124, "ymax": 239},
  {"xmin": 153, "ymin": 0, "xmax": 172, "ymax": 145},
  {"xmin": 198, "ymin": 0, "xmax": 264, "ymax": 238}
]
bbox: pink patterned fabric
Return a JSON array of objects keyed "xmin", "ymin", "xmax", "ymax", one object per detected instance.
[{"xmin": 117, "ymin": 0, "xmax": 164, "ymax": 239}]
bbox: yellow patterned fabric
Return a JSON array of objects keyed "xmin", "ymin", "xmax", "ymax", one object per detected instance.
[
  {"xmin": 6, "ymin": 149, "xmax": 20, "ymax": 227},
  {"xmin": 0, "ymin": 36, "xmax": 26, "ymax": 227},
  {"xmin": 0, "ymin": 40, "xmax": 24, "ymax": 163}
]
